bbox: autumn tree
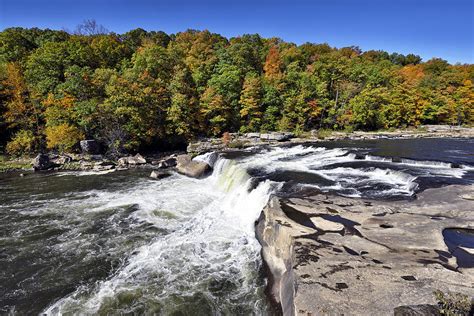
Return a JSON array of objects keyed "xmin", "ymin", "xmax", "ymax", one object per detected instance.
[
  {"xmin": 239, "ymin": 73, "xmax": 263, "ymax": 132},
  {"xmin": 2, "ymin": 62, "xmax": 42, "ymax": 155},
  {"xmin": 0, "ymin": 26, "xmax": 472, "ymax": 156},
  {"xmin": 167, "ymin": 64, "xmax": 199, "ymax": 138},
  {"xmin": 263, "ymin": 45, "xmax": 283, "ymax": 82}
]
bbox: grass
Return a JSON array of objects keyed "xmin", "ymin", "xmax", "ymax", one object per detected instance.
[{"xmin": 0, "ymin": 155, "xmax": 32, "ymax": 172}]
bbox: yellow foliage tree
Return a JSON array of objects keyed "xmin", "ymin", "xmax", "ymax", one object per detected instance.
[{"xmin": 45, "ymin": 123, "xmax": 84, "ymax": 152}]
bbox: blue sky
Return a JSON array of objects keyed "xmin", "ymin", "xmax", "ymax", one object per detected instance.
[{"xmin": 1, "ymin": 0, "xmax": 473, "ymax": 64}]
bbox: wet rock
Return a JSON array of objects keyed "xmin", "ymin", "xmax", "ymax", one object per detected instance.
[
  {"xmin": 150, "ymin": 170, "xmax": 172, "ymax": 179},
  {"xmin": 354, "ymin": 154, "xmax": 365, "ymax": 160},
  {"xmin": 176, "ymin": 154, "xmax": 211, "ymax": 178},
  {"xmin": 117, "ymin": 153, "xmax": 147, "ymax": 166},
  {"xmin": 393, "ymin": 304, "xmax": 440, "ymax": 316},
  {"xmin": 80, "ymin": 139, "xmax": 101, "ymax": 155},
  {"xmin": 32, "ymin": 154, "xmax": 55, "ymax": 171},
  {"xmin": 152, "ymin": 156, "xmax": 177, "ymax": 169}
]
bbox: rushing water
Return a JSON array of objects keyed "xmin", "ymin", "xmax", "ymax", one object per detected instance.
[{"xmin": 1, "ymin": 138, "xmax": 473, "ymax": 315}]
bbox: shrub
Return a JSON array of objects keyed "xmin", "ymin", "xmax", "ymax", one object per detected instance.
[
  {"xmin": 6, "ymin": 130, "xmax": 36, "ymax": 156},
  {"xmin": 316, "ymin": 129, "xmax": 333, "ymax": 140}
]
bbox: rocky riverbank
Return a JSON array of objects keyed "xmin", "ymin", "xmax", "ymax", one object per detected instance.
[
  {"xmin": 256, "ymin": 185, "xmax": 474, "ymax": 315},
  {"xmin": 187, "ymin": 125, "xmax": 474, "ymax": 155},
  {"xmin": 1, "ymin": 124, "xmax": 473, "ymax": 173}
]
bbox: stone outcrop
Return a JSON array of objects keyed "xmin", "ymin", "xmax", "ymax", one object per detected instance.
[
  {"xmin": 92, "ymin": 160, "xmax": 116, "ymax": 171},
  {"xmin": 187, "ymin": 139, "xmax": 226, "ymax": 155},
  {"xmin": 32, "ymin": 154, "xmax": 56, "ymax": 171},
  {"xmin": 186, "ymin": 127, "xmax": 474, "ymax": 155},
  {"xmin": 117, "ymin": 153, "xmax": 147, "ymax": 166},
  {"xmin": 256, "ymin": 185, "xmax": 474, "ymax": 315},
  {"xmin": 49, "ymin": 154, "xmax": 72, "ymax": 165},
  {"xmin": 259, "ymin": 132, "xmax": 294, "ymax": 142},
  {"xmin": 176, "ymin": 154, "xmax": 211, "ymax": 178},
  {"xmin": 152, "ymin": 156, "xmax": 177, "ymax": 169}
]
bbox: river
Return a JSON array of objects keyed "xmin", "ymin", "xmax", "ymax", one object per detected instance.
[{"xmin": 1, "ymin": 138, "xmax": 473, "ymax": 315}]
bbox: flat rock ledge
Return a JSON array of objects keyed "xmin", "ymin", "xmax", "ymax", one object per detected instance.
[{"xmin": 256, "ymin": 185, "xmax": 474, "ymax": 315}]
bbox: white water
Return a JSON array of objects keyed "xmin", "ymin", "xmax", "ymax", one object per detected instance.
[
  {"xmin": 37, "ymin": 144, "xmax": 472, "ymax": 314},
  {"xmin": 44, "ymin": 157, "xmax": 276, "ymax": 315},
  {"xmin": 221, "ymin": 145, "xmax": 471, "ymax": 198}
]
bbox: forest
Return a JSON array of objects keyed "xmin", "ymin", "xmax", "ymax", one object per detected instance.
[{"xmin": 0, "ymin": 22, "xmax": 473, "ymax": 155}]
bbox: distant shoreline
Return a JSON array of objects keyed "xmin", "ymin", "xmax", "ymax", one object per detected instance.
[{"xmin": 1, "ymin": 125, "xmax": 473, "ymax": 173}]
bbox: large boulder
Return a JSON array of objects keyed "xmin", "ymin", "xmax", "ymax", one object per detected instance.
[
  {"xmin": 117, "ymin": 153, "xmax": 147, "ymax": 166},
  {"xmin": 176, "ymin": 154, "xmax": 211, "ymax": 178},
  {"xmin": 80, "ymin": 140, "xmax": 101, "ymax": 155},
  {"xmin": 32, "ymin": 154, "xmax": 55, "ymax": 171}
]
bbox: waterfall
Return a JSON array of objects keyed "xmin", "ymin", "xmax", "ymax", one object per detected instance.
[
  {"xmin": 44, "ymin": 155, "xmax": 276, "ymax": 315},
  {"xmin": 6, "ymin": 142, "xmax": 468, "ymax": 315}
]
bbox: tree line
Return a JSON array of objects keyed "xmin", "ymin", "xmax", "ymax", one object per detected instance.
[{"xmin": 0, "ymin": 23, "xmax": 472, "ymax": 155}]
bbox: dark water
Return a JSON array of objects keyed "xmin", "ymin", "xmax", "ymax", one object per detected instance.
[
  {"xmin": 318, "ymin": 137, "xmax": 474, "ymax": 166},
  {"xmin": 1, "ymin": 138, "xmax": 473, "ymax": 314},
  {"xmin": 443, "ymin": 228, "xmax": 474, "ymax": 269}
]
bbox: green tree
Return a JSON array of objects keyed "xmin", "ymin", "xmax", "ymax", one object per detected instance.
[
  {"xmin": 167, "ymin": 64, "xmax": 199, "ymax": 138},
  {"xmin": 239, "ymin": 73, "xmax": 263, "ymax": 132}
]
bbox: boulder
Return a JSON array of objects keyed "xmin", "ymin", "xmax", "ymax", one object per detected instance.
[
  {"xmin": 193, "ymin": 151, "xmax": 219, "ymax": 168},
  {"xmin": 150, "ymin": 170, "xmax": 172, "ymax": 179},
  {"xmin": 117, "ymin": 153, "xmax": 147, "ymax": 166},
  {"xmin": 32, "ymin": 154, "xmax": 55, "ymax": 171},
  {"xmin": 176, "ymin": 154, "xmax": 211, "ymax": 178},
  {"xmin": 50, "ymin": 154, "xmax": 72, "ymax": 165},
  {"xmin": 93, "ymin": 161, "xmax": 116, "ymax": 171},
  {"xmin": 80, "ymin": 140, "xmax": 101, "ymax": 155},
  {"xmin": 187, "ymin": 140, "xmax": 224, "ymax": 155},
  {"xmin": 260, "ymin": 132, "xmax": 294, "ymax": 142},
  {"xmin": 93, "ymin": 164, "xmax": 114, "ymax": 171},
  {"xmin": 245, "ymin": 132, "xmax": 261, "ymax": 138},
  {"xmin": 152, "ymin": 157, "xmax": 177, "ymax": 169}
]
